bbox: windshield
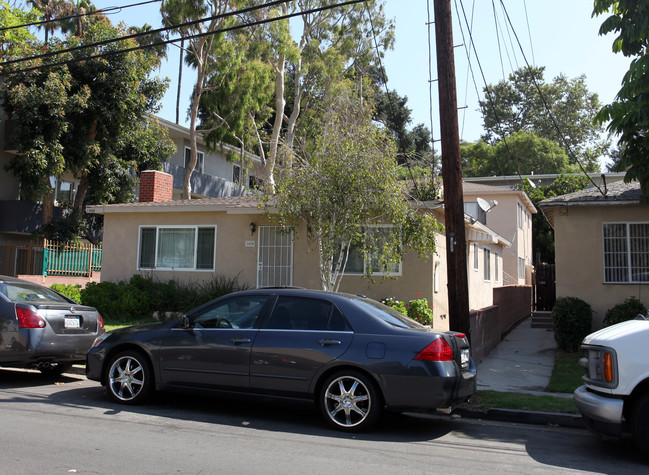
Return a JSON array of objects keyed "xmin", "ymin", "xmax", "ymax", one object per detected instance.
[
  {"xmin": 353, "ymin": 298, "xmax": 425, "ymax": 329},
  {"xmin": 0, "ymin": 283, "xmax": 72, "ymax": 304}
]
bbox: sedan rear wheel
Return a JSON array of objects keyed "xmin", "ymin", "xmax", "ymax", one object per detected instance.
[
  {"xmin": 106, "ymin": 350, "xmax": 153, "ymax": 404},
  {"xmin": 320, "ymin": 371, "xmax": 381, "ymax": 431}
]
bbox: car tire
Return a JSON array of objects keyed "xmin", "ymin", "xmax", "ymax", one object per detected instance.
[
  {"xmin": 105, "ymin": 350, "xmax": 153, "ymax": 405},
  {"xmin": 632, "ymin": 391, "xmax": 649, "ymax": 455},
  {"xmin": 38, "ymin": 362, "xmax": 72, "ymax": 376},
  {"xmin": 319, "ymin": 370, "xmax": 382, "ymax": 431}
]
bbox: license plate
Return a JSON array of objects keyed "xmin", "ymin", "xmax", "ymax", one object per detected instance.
[
  {"xmin": 64, "ymin": 317, "xmax": 81, "ymax": 328},
  {"xmin": 461, "ymin": 348, "xmax": 470, "ymax": 366}
]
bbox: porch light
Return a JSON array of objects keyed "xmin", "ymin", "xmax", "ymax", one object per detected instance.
[{"xmin": 249, "ymin": 222, "xmax": 256, "ymax": 235}]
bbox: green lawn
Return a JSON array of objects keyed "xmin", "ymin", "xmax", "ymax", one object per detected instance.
[{"xmin": 460, "ymin": 351, "xmax": 584, "ymax": 414}]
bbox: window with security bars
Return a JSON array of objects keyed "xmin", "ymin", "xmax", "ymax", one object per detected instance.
[{"xmin": 603, "ymin": 223, "xmax": 649, "ymax": 283}]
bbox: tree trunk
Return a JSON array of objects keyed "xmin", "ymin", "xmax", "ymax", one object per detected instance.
[
  {"xmin": 266, "ymin": 51, "xmax": 286, "ymax": 192},
  {"xmin": 176, "ymin": 37, "xmax": 184, "ymax": 125}
]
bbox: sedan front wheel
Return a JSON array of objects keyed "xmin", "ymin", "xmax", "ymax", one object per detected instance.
[
  {"xmin": 106, "ymin": 350, "xmax": 153, "ymax": 404},
  {"xmin": 320, "ymin": 371, "xmax": 382, "ymax": 431}
]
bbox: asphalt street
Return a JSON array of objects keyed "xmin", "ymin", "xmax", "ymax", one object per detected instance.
[{"xmin": 0, "ymin": 367, "xmax": 646, "ymax": 474}]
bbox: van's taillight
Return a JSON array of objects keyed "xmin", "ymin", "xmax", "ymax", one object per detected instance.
[
  {"xmin": 98, "ymin": 313, "xmax": 104, "ymax": 329},
  {"xmin": 415, "ymin": 337, "xmax": 454, "ymax": 361},
  {"xmin": 16, "ymin": 307, "xmax": 46, "ymax": 328}
]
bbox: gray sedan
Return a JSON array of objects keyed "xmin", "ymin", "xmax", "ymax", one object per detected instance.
[
  {"xmin": 87, "ymin": 289, "xmax": 476, "ymax": 431},
  {"xmin": 0, "ymin": 275, "xmax": 104, "ymax": 375}
]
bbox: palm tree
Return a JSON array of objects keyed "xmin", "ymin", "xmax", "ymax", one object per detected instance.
[
  {"xmin": 28, "ymin": 0, "xmax": 70, "ymax": 44},
  {"xmin": 59, "ymin": 0, "xmax": 104, "ymax": 37}
]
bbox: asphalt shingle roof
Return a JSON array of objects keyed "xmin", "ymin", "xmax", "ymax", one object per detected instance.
[{"xmin": 539, "ymin": 181, "xmax": 642, "ymax": 207}]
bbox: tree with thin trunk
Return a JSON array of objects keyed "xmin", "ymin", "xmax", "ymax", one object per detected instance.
[
  {"xmin": 161, "ymin": 0, "xmax": 237, "ymax": 199},
  {"xmin": 272, "ymin": 85, "xmax": 441, "ymax": 291}
]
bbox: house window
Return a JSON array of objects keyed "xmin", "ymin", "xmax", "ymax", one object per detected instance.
[
  {"xmin": 233, "ymin": 164, "xmax": 241, "ymax": 184},
  {"xmin": 340, "ymin": 226, "xmax": 401, "ymax": 276},
  {"xmin": 518, "ymin": 257, "xmax": 525, "ymax": 279},
  {"xmin": 603, "ymin": 223, "xmax": 649, "ymax": 283},
  {"xmin": 138, "ymin": 226, "xmax": 216, "ymax": 270},
  {"xmin": 49, "ymin": 177, "xmax": 76, "ymax": 204},
  {"xmin": 184, "ymin": 147, "xmax": 205, "ymax": 174},
  {"xmin": 517, "ymin": 202, "xmax": 524, "ymax": 229},
  {"xmin": 483, "ymin": 248, "xmax": 491, "ymax": 281},
  {"xmin": 473, "ymin": 243, "xmax": 479, "ymax": 271}
]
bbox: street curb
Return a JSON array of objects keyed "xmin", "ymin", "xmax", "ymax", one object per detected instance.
[{"xmin": 455, "ymin": 407, "xmax": 585, "ymax": 429}]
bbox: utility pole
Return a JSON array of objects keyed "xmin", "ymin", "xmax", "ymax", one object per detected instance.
[{"xmin": 434, "ymin": 0, "xmax": 471, "ymax": 338}]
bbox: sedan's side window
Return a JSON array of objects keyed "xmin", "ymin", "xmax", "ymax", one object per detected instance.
[
  {"xmin": 266, "ymin": 296, "xmax": 350, "ymax": 331},
  {"xmin": 192, "ymin": 295, "xmax": 269, "ymax": 329}
]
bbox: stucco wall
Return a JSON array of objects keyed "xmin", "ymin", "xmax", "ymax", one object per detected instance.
[
  {"xmin": 553, "ymin": 204, "xmax": 649, "ymax": 329},
  {"xmin": 100, "ymin": 207, "xmax": 509, "ymax": 333}
]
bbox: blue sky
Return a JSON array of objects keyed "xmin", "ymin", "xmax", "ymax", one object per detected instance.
[{"xmin": 89, "ymin": 0, "xmax": 631, "ymax": 156}]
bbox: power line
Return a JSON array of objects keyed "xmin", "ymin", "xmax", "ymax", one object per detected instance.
[
  {"xmin": 0, "ymin": 0, "xmax": 162, "ymax": 33},
  {"xmin": 498, "ymin": 0, "xmax": 604, "ymax": 195},
  {"xmin": 1, "ymin": 0, "xmax": 292, "ymax": 70},
  {"xmin": 455, "ymin": 0, "xmax": 521, "ymax": 182},
  {"xmin": 1, "ymin": 0, "xmax": 365, "ymax": 76}
]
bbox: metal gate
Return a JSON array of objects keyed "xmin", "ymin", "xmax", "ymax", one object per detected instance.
[
  {"xmin": 257, "ymin": 226, "xmax": 294, "ymax": 288},
  {"xmin": 534, "ymin": 262, "xmax": 556, "ymax": 311}
]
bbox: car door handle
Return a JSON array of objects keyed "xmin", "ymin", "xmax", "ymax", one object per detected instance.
[
  {"xmin": 230, "ymin": 338, "xmax": 251, "ymax": 344},
  {"xmin": 318, "ymin": 339, "xmax": 341, "ymax": 346}
]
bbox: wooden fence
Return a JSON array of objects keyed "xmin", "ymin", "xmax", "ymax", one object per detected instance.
[{"xmin": 0, "ymin": 239, "xmax": 102, "ymax": 277}]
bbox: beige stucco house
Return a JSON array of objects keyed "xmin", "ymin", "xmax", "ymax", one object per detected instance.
[
  {"xmin": 539, "ymin": 181, "xmax": 649, "ymax": 329},
  {"xmin": 463, "ymin": 182, "xmax": 536, "ymax": 285},
  {"xmin": 88, "ymin": 171, "xmax": 514, "ymax": 331}
]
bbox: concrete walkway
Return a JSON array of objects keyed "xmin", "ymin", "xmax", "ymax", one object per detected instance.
[{"xmin": 476, "ymin": 317, "xmax": 569, "ymax": 397}]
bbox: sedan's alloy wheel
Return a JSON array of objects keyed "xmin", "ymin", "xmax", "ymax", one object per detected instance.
[
  {"xmin": 321, "ymin": 372, "xmax": 381, "ymax": 431},
  {"xmin": 106, "ymin": 351, "xmax": 152, "ymax": 404}
]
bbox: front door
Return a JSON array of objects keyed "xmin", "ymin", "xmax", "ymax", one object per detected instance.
[{"xmin": 257, "ymin": 226, "xmax": 294, "ymax": 288}]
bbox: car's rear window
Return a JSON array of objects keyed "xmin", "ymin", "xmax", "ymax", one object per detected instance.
[
  {"xmin": 0, "ymin": 283, "xmax": 71, "ymax": 304},
  {"xmin": 353, "ymin": 298, "xmax": 425, "ymax": 329}
]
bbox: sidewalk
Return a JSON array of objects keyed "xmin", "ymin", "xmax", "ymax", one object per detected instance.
[
  {"xmin": 477, "ymin": 317, "xmax": 564, "ymax": 396},
  {"xmin": 457, "ymin": 317, "xmax": 584, "ymax": 428}
]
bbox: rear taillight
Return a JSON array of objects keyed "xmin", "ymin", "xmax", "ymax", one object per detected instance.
[
  {"xmin": 98, "ymin": 313, "xmax": 104, "ymax": 329},
  {"xmin": 414, "ymin": 337, "xmax": 454, "ymax": 361},
  {"xmin": 16, "ymin": 307, "xmax": 46, "ymax": 328}
]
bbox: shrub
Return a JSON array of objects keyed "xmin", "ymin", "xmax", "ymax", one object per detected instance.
[
  {"xmin": 604, "ymin": 296, "xmax": 647, "ymax": 326},
  {"xmin": 80, "ymin": 274, "xmax": 248, "ymax": 324},
  {"xmin": 552, "ymin": 297, "xmax": 593, "ymax": 352},
  {"xmin": 81, "ymin": 281, "xmax": 120, "ymax": 319},
  {"xmin": 380, "ymin": 297, "xmax": 407, "ymax": 315},
  {"xmin": 407, "ymin": 298, "xmax": 434, "ymax": 326},
  {"xmin": 50, "ymin": 283, "xmax": 82, "ymax": 304}
]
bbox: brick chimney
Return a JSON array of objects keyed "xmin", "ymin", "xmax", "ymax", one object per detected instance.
[{"xmin": 139, "ymin": 170, "xmax": 173, "ymax": 203}]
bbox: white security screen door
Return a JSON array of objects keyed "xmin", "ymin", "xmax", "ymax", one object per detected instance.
[{"xmin": 257, "ymin": 226, "xmax": 294, "ymax": 288}]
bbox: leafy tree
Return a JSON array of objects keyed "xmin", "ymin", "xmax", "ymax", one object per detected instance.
[
  {"xmin": 519, "ymin": 174, "xmax": 590, "ymax": 263},
  {"xmin": 161, "ymin": 0, "xmax": 239, "ymax": 199},
  {"xmin": 244, "ymin": 0, "xmax": 394, "ymax": 190},
  {"xmin": 2, "ymin": 20, "xmax": 175, "ymax": 240},
  {"xmin": 593, "ymin": 0, "xmax": 649, "ymax": 201},
  {"xmin": 0, "ymin": 1, "xmax": 39, "ymax": 59},
  {"xmin": 373, "ymin": 88, "xmax": 435, "ymax": 166},
  {"xmin": 479, "ymin": 66, "xmax": 607, "ymax": 171},
  {"xmin": 272, "ymin": 85, "xmax": 441, "ymax": 291},
  {"xmin": 462, "ymin": 131, "xmax": 577, "ymax": 177}
]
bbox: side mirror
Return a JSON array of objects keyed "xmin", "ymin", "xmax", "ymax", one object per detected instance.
[{"xmin": 179, "ymin": 314, "xmax": 191, "ymax": 328}]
